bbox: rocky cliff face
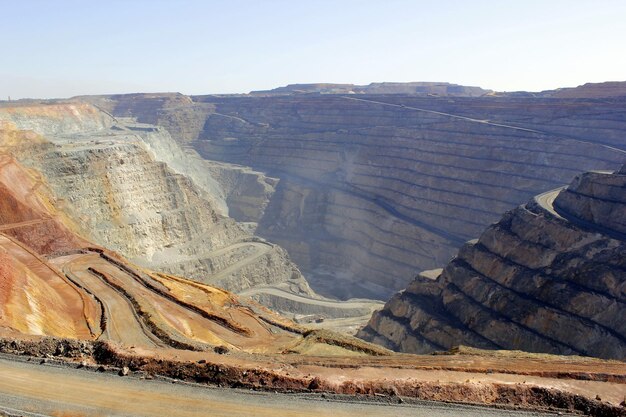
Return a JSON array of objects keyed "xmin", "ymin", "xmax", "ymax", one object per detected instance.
[
  {"xmin": 0, "ymin": 104, "xmax": 313, "ymax": 301},
  {"xmin": 91, "ymin": 93, "xmax": 626, "ymax": 302},
  {"xmin": 193, "ymin": 95, "xmax": 625, "ymax": 300},
  {"xmin": 0, "ymin": 102, "xmax": 113, "ymax": 135},
  {"xmin": 80, "ymin": 93, "xmax": 213, "ymax": 144},
  {"xmin": 358, "ymin": 166, "xmax": 626, "ymax": 360},
  {"xmin": 553, "ymin": 169, "xmax": 626, "ymax": 237},
  {"xmin": 0, "ymin": 128, "xmax": 387, "ymax": 356}
]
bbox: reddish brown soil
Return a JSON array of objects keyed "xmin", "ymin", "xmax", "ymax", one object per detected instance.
[
  {"xmin": 0, "ymin": 335, "xmax": 624, "ymax": 416},
  {"xmin": 4, "ymin": 220, "xmax": 87, "ymax": 255},
  {"xmin": 0, "ymin": 154, "xmax": 88, "ymax": 255},
  {"xmin": 0, "ymin": 250, "xmax": 16, "ymax": 306}
]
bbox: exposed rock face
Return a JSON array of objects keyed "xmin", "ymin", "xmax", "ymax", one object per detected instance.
[
  {"xmin": 0, "ymin": 104, "xmax": 312, "ymax": 300},
  {"xmin": 0, "ymin": 102, "xmax": 113, "ymax": 135},
  {"xmin": 358, "ymin": 95, "xmax": 626, "ymax": 149},
  {"xmin": 193, "ymin": 95, "xmax": 625, "ymax": 299},
  {"xmin": 80, "ymin": 93, "xmax": 214, "ymax": 144},
  {"xmin": 359, "ymin": 167, "xmax": 626, "ymax": 360},
  {"xmin": 203, "ymin": 162, "xmax": 278, "ymax": 224},
  {"xmin": 92, "ymin": 92, "xmax": 626, "ymax": 301},
  {"xmin": 0, "ymin": 142, "xmax": 94, "ymax": 338},
  {"xmin": 554, "ymin": 169, "xmax": 626, "ymax": 236},
  {"xmin": 2, "ymin": 102, "xmax": 399, "ymax": 330},
  {"xmin": 0, "ymin": 133, "xmax": 388, "ymax": 356}
]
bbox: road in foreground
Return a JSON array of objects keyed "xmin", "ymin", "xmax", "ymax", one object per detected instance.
[{"xmin": 0, "ymin": 357, "xmax": 570, "ymax": 417}]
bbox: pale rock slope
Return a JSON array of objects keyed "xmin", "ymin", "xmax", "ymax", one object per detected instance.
[{"xmin": 0, "ymin": 104, "xmax": 313, "ymax": 301}]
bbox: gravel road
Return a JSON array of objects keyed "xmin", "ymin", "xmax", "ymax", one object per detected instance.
[{"xmin": 0, "ymin": 357, "xmax": 573, "ymax": 417}]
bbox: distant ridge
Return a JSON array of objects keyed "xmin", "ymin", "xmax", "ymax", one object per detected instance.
[
  {"xmin": 251, "ymin": 80, "xmax": 626, "ymax": 99},
  {"xmin": 548, "ymin": 81, "xmax": 626, "ymax": 98},
  {"xmin": 494, "ymin": 81, "xmax": 626, "ymax": 98},
  {"xmin": 251, "ymin": 82, "xmax": 491, "ymax": 97}
]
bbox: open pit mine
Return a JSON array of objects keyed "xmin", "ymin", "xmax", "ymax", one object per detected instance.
[{"xmin": 0, "ymin": 81, "xmax": 625, "ymax": 416}]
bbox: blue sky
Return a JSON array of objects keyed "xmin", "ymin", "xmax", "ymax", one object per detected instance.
[{"xmin": 2, "ymin": 0, "xmax": 625, "ymax": 98}]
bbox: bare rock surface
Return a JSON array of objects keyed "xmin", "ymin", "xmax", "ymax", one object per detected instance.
[
  {"xmin": 554, "ymin": 166, "xmax": 626, "ymax": 236},
  {"xmin": 93, "ymin": 92, "xmax": 626, "ymax": 300},
  {"xmin": 359, "ymin": 167, "xmax": 626, "ymax": 360},
  {"xmin": 0, "ymin": 104, "xmax": 338, "ymax": 318}
]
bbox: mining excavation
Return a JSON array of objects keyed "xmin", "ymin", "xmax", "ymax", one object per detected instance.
[{"xmin": 0, "ymin": 78, "xmax": 624, "ymax": 416}]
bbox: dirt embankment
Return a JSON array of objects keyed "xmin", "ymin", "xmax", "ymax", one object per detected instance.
[{"xmin": 0, "ymin": 336, "xmax": 623, "ymax": 417}]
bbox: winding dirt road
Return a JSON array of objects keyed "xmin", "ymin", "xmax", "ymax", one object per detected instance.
[
  {"xmin": 209, "ymin": 241, "xmax": 273, "ymax": 282},
  {"xmin": 0, "ymin": 218, "xmax": 49, "ymax": 231},
  {"xmin": 239, "ymin": 286, "xmax": 383, "ymax": 314},
  {"xmin": 60, "ymin": 254, "xmax": 164, "ymax": 348},
  {"xmin": 533, "ymin": 188, "xmax": 566, "ymax": 219},
  {"xmin": 51, "ymin": 251, "xmax": 301, "ymax": 352}
]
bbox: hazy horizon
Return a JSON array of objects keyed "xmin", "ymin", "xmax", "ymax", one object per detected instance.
[
  {"xmin": 2, "ymin": 0, "xmax": 626, "ymax": 99},
  {"xmin": 4, "ymin": 79, "xmax": 626, "ymax": 102}
]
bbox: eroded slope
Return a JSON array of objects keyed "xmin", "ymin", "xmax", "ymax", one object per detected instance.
[{"xmin": 195, "ymin": 95, "xmax": 625, "ymax": 300}]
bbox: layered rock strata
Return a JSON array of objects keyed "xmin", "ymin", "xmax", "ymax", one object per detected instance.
[
  {"xmin": 553, "ymin": 168, "xmax": 626, "ymax": 237},
  {"xmin": 80, "ymin": 93, "xmax": 213, "ymax": 144},
  {"xmin": 359, "ymin": 167, "xmax": 626, "ymax": 360},
  {"xmin": 76, "ymin": 92, "xmax": 626, "ymax": 302},
  {"xmin": 0, "ymin": 137, "xmax": 388, "ymax": 355},
  {"xmin": 0, "ymin": 105, "xmax": 313, "ymax": 303},
  {"xmin": 1, "ymin": 103, "xmax": 391, "ymax": 326},
  {"xmin": 191, "ymin": 95, "xmax": 624, "ymax": 299}
]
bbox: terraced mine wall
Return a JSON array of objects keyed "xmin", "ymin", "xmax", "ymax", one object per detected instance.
[
  {"xmin": 3, "ymin": 103, "xmax": 404, "ymax": 327},
  {"xmin": 356, "ymin": 95, "xmax": 626, "ymax": 150},
  {"xmin": 0, "ymin": 105, "xmax": 312, "ymax": 300},
  {"xmin": 81, "ymin": 93, "xmax": 213, "ymax": 144},
  {"xmin": 98, "ymin": 93, "xmax": 626, "ymax": 300},
  {"xmin": 359, "ymin": 167, "xmax": 626, "ymax": 360}
]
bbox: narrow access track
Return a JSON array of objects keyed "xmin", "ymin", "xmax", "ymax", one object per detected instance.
[
  {"xmin": 341, "ymin": 96, "xmax": 543, "ymax": 133},
  {"xmin": 62, "ymin": 254, "xmax": 163, "ymax": 348},
  {"xmin": 0, "ymin": 217, "xmax": 50, "ymax": 231},
  {"xmin": 533, "ymin": 188, "xmax": 566, "ymax": 219},
  {"xmin": 59, "ymin": 251, "xmax": 291, "ymax": 351},
  {"xmin": 238, "ymin": 286, "xmax": 384, "ymax": 312},
  {"xmin": 533, "ymin": 186, "xmax": 626, "ymax": 241},
  {"xmin": 208, "ymin": 241, "xmax": 274, "ymax": 283},
  {"xmin": 341, "ymin": 96, "xmax": 626, "ymax": 155}
]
